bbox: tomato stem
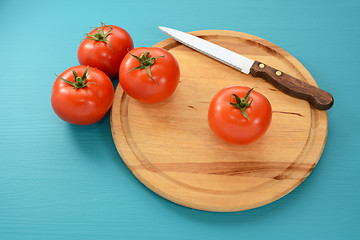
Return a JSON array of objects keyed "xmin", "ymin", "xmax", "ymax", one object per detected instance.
[
  {"xmin": 55, "ymin": 66, "xmax": 96, "ymax": 89},
  {"xmin": 127, "ymin": 51, "xmax": 164, "ymax": 85},
  {"xmin": 230, "ymin": 88, "xmax": 254, "ymax": 120},
  {"xmin": 83, "ymin": 22, "xmax": 114, "ymax": 54}
]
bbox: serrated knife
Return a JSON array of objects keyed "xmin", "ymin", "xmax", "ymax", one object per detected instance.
[{"xmin": 159, "ymin": 26, "xmax": 333, "ymax": 110}]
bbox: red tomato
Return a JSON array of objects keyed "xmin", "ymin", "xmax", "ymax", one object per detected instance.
[
  {"xmin": 208, "ymin": 86, "xmax": 272, "ymax": 145},
  {"xmin": 78, "ymin": 23, "xmax": 133, "ymax": 78},
  {"xmin": 51, "ymin": 65, "xmax": 114, "ymax": 125},
  {"xmin": 119, "ymin": 47, "xmax": 180, "ymax": 103}
]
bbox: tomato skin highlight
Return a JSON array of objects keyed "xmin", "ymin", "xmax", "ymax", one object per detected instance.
[
  {"xmin": 208, "ymin": 86, "xmax": 272, "ymax": 145},
  {"xmin": 77, "ymin": 25, "xmax": 133, "ymax": 78},
  {"xmin": 51, "ymin": 66, "xmax": 114, "ymax": 125},
  {"xmin": 119, "ymin": 47, "xmax": 180, "ymax": 104}
]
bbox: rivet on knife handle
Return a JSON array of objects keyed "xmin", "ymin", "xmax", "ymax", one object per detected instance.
[{"xmin": 250, "ymin": 61, "xmax": 334, "ymax": 110}]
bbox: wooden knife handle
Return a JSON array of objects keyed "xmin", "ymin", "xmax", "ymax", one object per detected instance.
[{"xmin": 250, "ymin": 61, "xmax": 334, "ymax": 110}]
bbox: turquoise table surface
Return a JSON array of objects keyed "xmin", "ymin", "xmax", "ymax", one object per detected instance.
[{"xmin": 1, "ymin": 0, "xmax": 359, "ymax": 239}]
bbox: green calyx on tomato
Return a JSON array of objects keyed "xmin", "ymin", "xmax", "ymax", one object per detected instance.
[
  {"xmin": 230, "ymin": 88, "xmax": 254, "ymax": 120},
  {"xmin": 84, "ymin": 22, "xmax": 114, "ymax": 54},
  {"xmin": 55, "ymin": 66, "xmax": 96, "ymax": 89},
  {"xmin": 127, "ymin": 52, "xmax": 164, "ymax": 85}
]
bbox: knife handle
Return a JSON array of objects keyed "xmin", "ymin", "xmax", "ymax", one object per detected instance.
[{"xmin": 249, "ymin": 61, "xmax": 334, "ymax": 110}]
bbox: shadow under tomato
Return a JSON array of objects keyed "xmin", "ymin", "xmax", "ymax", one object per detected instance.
[
  {"xmin": 64, "ymin": 75, "xmax": 128, "ymax": 171},
  {"xmin": 66, "ymin": 110, "xmax": 114, "ymax": 156},
  {"xmin": 111, "ymin": 77, "xmax": 119, "ymax": 91}
]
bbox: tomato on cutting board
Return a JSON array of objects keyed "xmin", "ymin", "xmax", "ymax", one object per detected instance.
[
  {"xmin": 208, "ymin": 86, "xmax": 272, "ymax": 145},
  {"xmin": 51, "ymin": 65, "xmax": 114, "ymax": 125},
  {"xmin": 77, "ymin": 23, "xmax": 133, "ymax": 78},
  {"xmin": 119, "ymin": 47, "xmax": 180, "ymax": 103}
]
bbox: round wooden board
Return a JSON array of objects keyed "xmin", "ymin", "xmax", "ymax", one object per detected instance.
[{"xmin": 110, "ymin": 30, "xmax": 328, "ymax": 212}]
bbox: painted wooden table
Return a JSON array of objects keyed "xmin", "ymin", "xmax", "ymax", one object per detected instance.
[{"xmin": 0, "ymin": 0, "xmax": 359, "ymax": 239}]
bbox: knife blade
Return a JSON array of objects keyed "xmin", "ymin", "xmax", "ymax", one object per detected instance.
[{"xmin": 159, "ymin": 26, "xmax": 333, "ymax": 110}]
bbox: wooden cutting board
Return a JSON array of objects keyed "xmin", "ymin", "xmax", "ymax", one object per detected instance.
[{"xmin": 110, "ymin": 30, "xmax": 328, "ymax": 212}]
